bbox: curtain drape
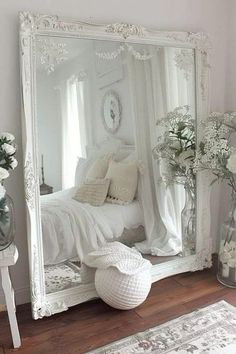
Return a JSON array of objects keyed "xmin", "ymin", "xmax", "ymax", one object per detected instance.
[
  {"xmin": 58, "ymin": 76, "xmax": 86, "ymax": 190},
  {"xmin": 129, "ymin": 46, "xmax": 195, "ymax": 256}
]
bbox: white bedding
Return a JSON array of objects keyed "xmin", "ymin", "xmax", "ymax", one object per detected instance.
[{"xmin": 40, "ymin": 187, "xmax": 144, "ymax": 265}]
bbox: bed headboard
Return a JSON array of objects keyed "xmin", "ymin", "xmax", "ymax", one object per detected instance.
[{"xmin": 86, "ymin": 136, "xmax": 136, "ymax": 160}]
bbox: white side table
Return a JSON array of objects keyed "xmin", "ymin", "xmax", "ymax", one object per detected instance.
[{"xmin": 0, "ymin": 244, "xmax": 21, "ymax": 348}]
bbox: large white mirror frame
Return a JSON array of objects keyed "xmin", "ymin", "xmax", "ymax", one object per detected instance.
[{"xmin": 19, "ymin": 12, "xmax": 212, "ymax": 319}]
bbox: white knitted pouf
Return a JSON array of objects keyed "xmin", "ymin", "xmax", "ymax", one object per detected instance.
[{"xmin": 95, "ymin": 261, "xmax": 152, "ymax": 310}]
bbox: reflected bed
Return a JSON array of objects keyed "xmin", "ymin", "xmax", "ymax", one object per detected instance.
[{"xmin": 41, "ymin": 187, "xmax": 145, "ymax": 265}]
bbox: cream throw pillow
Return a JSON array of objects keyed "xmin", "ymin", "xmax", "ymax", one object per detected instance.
[
  {"xmin": 73, "ymin": 178, "xmax": 110, "ymax": 206},
  {"xmin": 105, "ymin": 160, "xmax": 138, "ymax": 204},
  {"xmin": 86, "ymin": 154, "xmax": 113, "ymax": 179}
]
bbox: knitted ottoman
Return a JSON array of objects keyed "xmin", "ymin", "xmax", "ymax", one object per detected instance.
[
  {"xmin": 95, "ymin": 258, "xmax": 152, "ymax": 310},
  {"xmin": 84, "ymin": 242, "xmax": 152, "ymax": 310}
]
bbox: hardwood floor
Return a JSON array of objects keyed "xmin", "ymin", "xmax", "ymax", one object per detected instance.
[{"xmin": 0, "ymin": 269, "xmax": 235, "ymax": 354}]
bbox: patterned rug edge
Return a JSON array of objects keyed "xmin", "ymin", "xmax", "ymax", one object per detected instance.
[{"xmin": 85, "ymin": 300, "xmax": 236, "ymax": 354}]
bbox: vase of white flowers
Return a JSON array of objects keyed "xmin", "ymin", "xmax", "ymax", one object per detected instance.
[
  {"xmin": 195, "ymin": 111, "xmax": 236, "ymax": 287},
  {"xmin": 0, "ymin": 132, "xmax": 17, "ymax": 251},
  {"xmin": 153, "ymin": 106, "xmax": 196, "ymax": 255},
  {"xmin": 217, "ymin": 194, "xmax": 236, "ymax": 287},
  {"xmin": 181, "ymin": 183, "xmax": 196, "ymax": 256},
  {"xmin": 153, "ymin": 105, "xmax": 196, "ymax": 190}
]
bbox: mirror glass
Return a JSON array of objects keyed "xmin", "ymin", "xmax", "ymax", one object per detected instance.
[{"xmin": 35, "ymin": 36, "xmax": 196, "ymax": 294}]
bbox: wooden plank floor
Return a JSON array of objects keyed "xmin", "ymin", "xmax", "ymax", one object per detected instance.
[{"xmin": 0, "ymin": 269, "xmax": 235, "ymax": 354}]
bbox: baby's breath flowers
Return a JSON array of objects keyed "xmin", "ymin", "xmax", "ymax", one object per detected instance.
[
  {"xmin": 194, "ymin": 112, "xmax": 236, "ymax": 193},
  {"xmin": 152, "ymin": 105, "xmax": 195, "ymax": 190}
]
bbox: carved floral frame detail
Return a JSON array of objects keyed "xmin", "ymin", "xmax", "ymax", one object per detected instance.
[{"xmin": 20, "ymin": 12, "xmax": 212, "ymax": 319}]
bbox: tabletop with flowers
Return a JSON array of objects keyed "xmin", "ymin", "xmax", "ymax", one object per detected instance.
[{"xmin": 0, "ymin": 132, "xmax": 17, "ymax": 251}]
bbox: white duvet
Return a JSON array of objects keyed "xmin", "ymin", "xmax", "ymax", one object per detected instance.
[{"xmin": 40, "ymin": 187, "xmax": 144, "ymax": 265}]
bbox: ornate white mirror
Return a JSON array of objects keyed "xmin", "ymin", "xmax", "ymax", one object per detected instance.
[{"xmin": 20, "ymin": 12, "xmax": 212, "ymax": 319}]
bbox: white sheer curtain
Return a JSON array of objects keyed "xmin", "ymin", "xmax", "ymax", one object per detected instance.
[
  {"xmin": 127, "ymin": 53, "xmax": 166, "ymax": 255},
  {"xmin": 130, "ymin": 46, "xmax": 195, "ymax": 256},
  {"xmin": 58, "ymin": 76, "xmax": 87, "ymax": 190},
  {"xmin": 151, "ymin": 48, "xmax": 195, "ymax": 255}
]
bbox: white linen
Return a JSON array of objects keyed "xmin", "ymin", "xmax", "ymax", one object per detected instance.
[
  {"xmin": 40, "ymin": 188, "xmax": 144, "ymax": 265},
  {"xmin": 150, "ymin": 183, "xmax": 185, "ymax": 256}
]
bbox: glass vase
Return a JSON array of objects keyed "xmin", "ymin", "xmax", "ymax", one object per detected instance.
[
  {"xmin": 0, "ymin": 193, "xmax": 15, "ymax": 251},
  {"xmin": 217, "ymin": 195, "xmax": 236, "ymax": 288},
  {"xmin": 181, "ymin": 185, "xmax": 196, "ymax": 256}
]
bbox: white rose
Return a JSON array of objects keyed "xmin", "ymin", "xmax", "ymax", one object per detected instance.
[
  {"xmin": 0, "ymin": 132, "xmax": 15, "ymax": 142},
  {"xmin": 10, "ymin": 157, "xmax": 18, "ymax": 169},
  {"xmin": 0, "ymin": 167, "xmax": 9, "ymax": 181},
  {"xmin": 0, "ymin": 184, "xmax": 6, "ymax": 200},
  {"xmin": 227, "ymin": 153, "xmax": 236, "ymax": 173},
  {"xmin": 1, "ymin": 143, "xmax": 15, "ymax": 155}
]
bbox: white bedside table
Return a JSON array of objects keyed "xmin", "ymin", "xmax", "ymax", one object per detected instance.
[{"xmin": 0, "ymin": 244, "xmax": 21, "ymax": 348}]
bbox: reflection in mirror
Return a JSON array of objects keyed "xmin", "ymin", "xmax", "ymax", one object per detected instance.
[{"xmin": 35, "ymin": 36, "xmax": 196, "ymax": 294}]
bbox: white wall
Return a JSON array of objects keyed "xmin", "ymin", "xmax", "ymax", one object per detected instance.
[
  {"xmin": 0, "ymin": 0, "xmax": 231, "ymax": 305},
  {"xmin": 93, "ymin": 45, "xmax": 136, "ymax": 146},
  {"xmin": 218, "ymin": 0, "xmax": 236, "ymax": 239}
]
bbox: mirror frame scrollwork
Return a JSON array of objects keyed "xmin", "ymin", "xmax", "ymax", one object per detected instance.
[{"xmin": 19, "ymin": 12, "xmax": 212, "ymax": 319}]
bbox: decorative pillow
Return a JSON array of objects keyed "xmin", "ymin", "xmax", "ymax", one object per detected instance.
[
  {"xmin": 105, "ymin": 160, "xmax": 138, "ymax": 204},
  {"xmin": 86, "ymin": 154, "xmax": 113, "ymax": 180},
  {"xmin": 73, "ymin": 178, "xmax": 110, "ymax": 207}
]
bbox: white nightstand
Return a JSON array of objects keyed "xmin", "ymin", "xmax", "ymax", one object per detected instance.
[{"xmin": 0, "ymin": 244, "xmax": 21, "ymax": 348}]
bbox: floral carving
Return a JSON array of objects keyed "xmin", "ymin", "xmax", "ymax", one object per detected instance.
[
  {"xmin": 105, "ymin": 23, "xmax": 145, "ymax": 39},
  {"xmin": 31, "ymin": 245, "xmax": 69, "ymax": 319},
  {"xmin": 174, "ymin": 49, "xmax": 194, "ymax": 80},
  {"xmin": 36, "ymin": 38, "xmax": 68, "ymax": 74},
  {"xmin": 24, "ymin": 153, "xmax": 36, "ymax": 209},
  {"xmin": 19, "ymin": 12, "xmax": 84, "ymax": 33},
  {"xmin": 96, "ymin": 42, "xmax": 153, "ymax": 61},
  {"xmin": 165, "ymin": 32, "xmax": 210, "ymax": 54},
  {"xmin": 187, "ymin": 32, "xmax": 211, "ymax": 53}
]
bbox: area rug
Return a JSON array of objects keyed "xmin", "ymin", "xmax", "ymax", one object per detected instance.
[
  {"xmin": 44, "ymin": 261, "xmax": 81, "ymax": 294},
  {"xmin": 87, "ymin": 301, "xmax": 236, "ymax": 353}
]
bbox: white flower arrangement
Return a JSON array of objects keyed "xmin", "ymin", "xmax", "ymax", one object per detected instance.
[
  {"xmin": 0, "ymin": 132, "xmax": 17, "ymax": 184},
  {"xmin": 194, "ymin": 112, "xmax": 236, "ymax": 192},
  {"xmin": 152, "ymin": 105, "xmax": 195, "ymax": 189},
  {"xmin": 0, "ymin": 132, "xmax": 17, "ymax": 226},
  {"xmin": 195, "ymin": 112, "xmax": 236, "ymax": 284}
]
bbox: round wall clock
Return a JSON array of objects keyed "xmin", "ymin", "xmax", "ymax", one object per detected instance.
[{"xmin": 102, "ymin": 91, "xmax": 122, "ymax": 134}]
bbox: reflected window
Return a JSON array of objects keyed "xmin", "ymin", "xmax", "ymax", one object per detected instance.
[{"xmin": 61, "ymin": 77, "xmax": 87, "ymax": 189}]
